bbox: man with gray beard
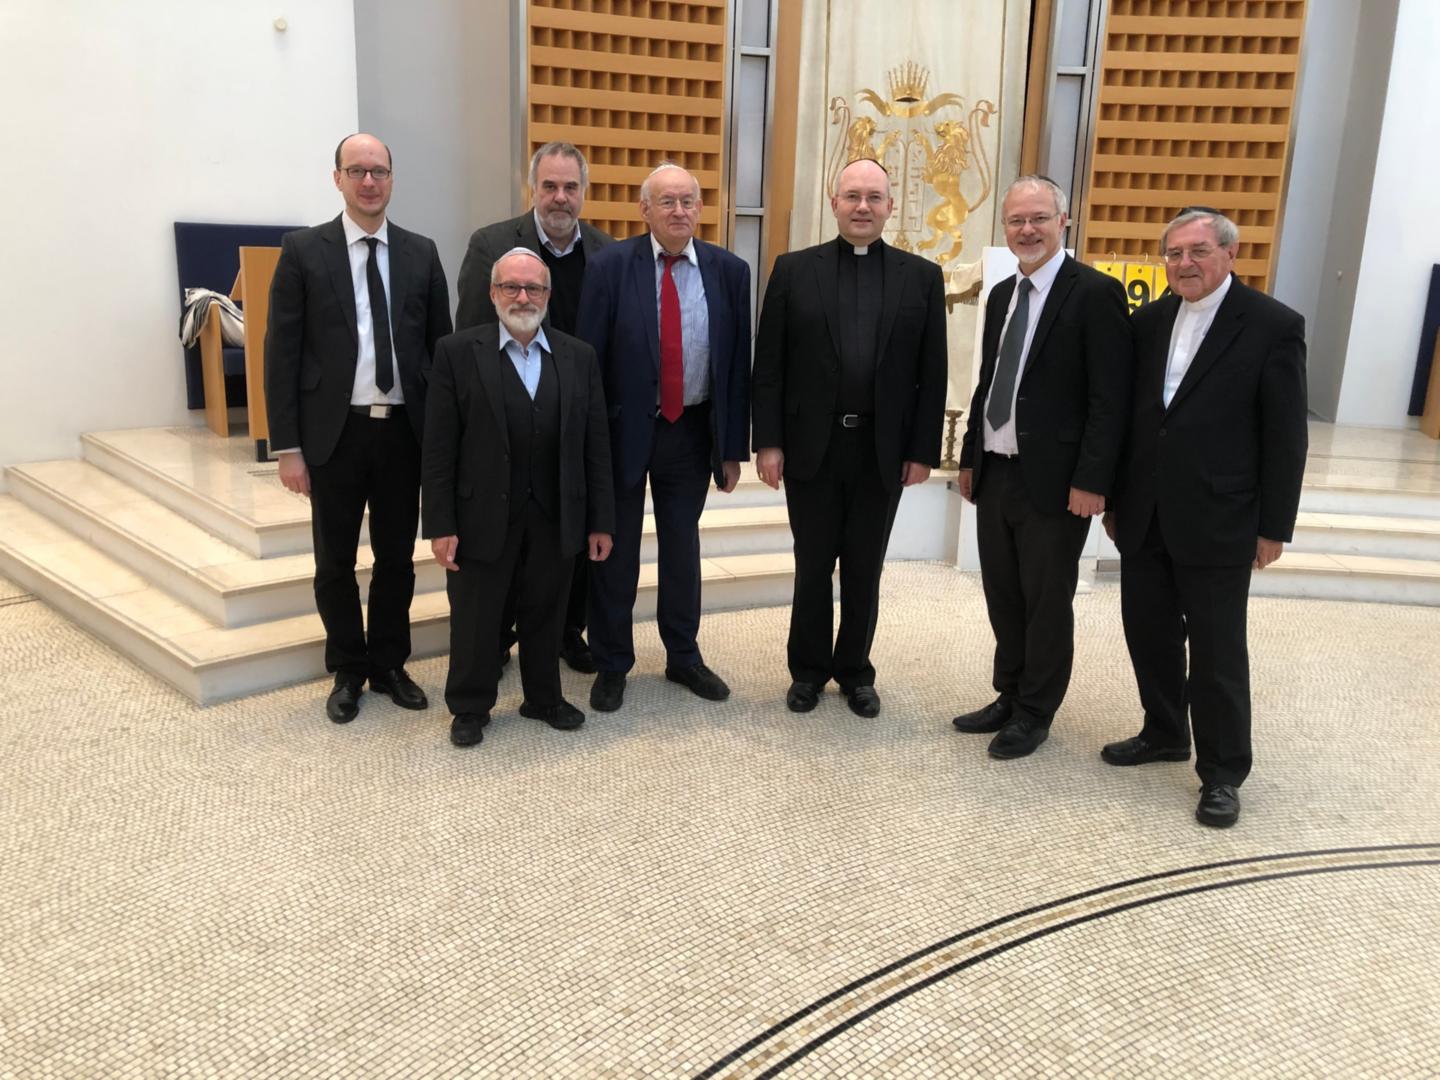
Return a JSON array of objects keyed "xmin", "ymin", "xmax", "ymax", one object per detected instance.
[{"xmin": 422, "ymin": 248, "xmax": 615, "ymax": 748}]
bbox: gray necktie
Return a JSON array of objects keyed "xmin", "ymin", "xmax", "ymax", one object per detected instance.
[{"xmin": 986, "ymin": 277, "xmax": 1033, "ymax": 430}]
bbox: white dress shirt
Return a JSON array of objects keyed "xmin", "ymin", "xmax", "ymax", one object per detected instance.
[
  {"xmin": 1163, "ymin": 274, "xmax": 1232, "ymax": 407},
  {"xmin": 649, "ymin": 234, "xmax": 711, "ymax": 406},
  {"xmin": 340, "ymin": 211, "xmax": 403, "ymax": 407},
  {"xmin": 983, "ymin": 247, "xmax": 1066, "ymax": 455},
  {"xmin": 499, "ymin": 324, "xmax": 552, "ymax": 400}
]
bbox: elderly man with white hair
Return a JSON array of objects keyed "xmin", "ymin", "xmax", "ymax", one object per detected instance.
[{"xmin": 422, "ymin": 247, "xmax": 615, "ymax": 749}]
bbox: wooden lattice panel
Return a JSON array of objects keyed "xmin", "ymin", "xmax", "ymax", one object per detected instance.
[
  {"xmin": 1080, "ymin": 0, "xmax": 1307, "ymax": 289},
  {"xmin": 527, "ymin": 0, "xmax": 728, "ymax": 241}
]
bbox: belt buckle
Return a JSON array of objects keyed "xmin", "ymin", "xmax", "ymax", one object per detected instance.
[
  {"xmin": 839, "ymin": 413, "xmax": 861, "ymax": 428},
  {"xmin": 369, "ymin": 404, "xmax": 391, "ymax": 419}
]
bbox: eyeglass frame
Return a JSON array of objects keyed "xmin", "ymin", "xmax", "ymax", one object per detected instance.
[
  {"xmin": 340, "ymin": 166, "xmax": 392, "ymax": 181},
  {"xmin": 492, "ymin": 282, "xmax": 552, "ymax": 299}
]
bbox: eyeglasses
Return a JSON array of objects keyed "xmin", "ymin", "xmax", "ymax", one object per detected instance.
[
  {"xmin": 1162, "ymin": 245, "xmax": 1218, "ymax": 263},
  {"xmin": 837, "ymin": 192, "xmax": 889, "ymax": 206},
  {"xmin": 341, "ymin": 166, "xmax": 391, "ymax": 181},
  {"xmin": 1003, "ymin": 213, "xmax": 1057, "ymax": 229},
  {"xmin": 494, "ymin": 282, "xmax": 551, "ymax": 299},
  {"xmin": 652, "ymin": 196, "xmax": 698, "ymax": 212}
]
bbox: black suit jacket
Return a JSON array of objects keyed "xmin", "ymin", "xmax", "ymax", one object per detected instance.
[
  {"xmin": 1113, "ymin": 278, "xmax": 1308, "ymax": 566},
  {"xmin": 454, "ymin": 212, "xmax": 614, "ymax": 331},
  {"xmin": 959, "ymin": 254, "xmax": 1133, "ymax": 512},
  {"xmin": 420, "ymin": 324, "xmax": 616, "ymax": 563},
  {"xmin": 264, "ymin": 215, "xmax": 452, "ymax": 466},
  {"xmin": 752, "ymin": 238, "xmax": 947, "ymax": 489}
]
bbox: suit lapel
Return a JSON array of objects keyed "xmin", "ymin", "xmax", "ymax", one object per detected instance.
[
  {"xmin": 554, "ymin": 335, "xmax": 573, "ymax": 444},
  {"xmin": 320, "ymin": 216, "xmax": 359, "ymax": 348},
  {"xmin": 811, "ymin": 240, "xmax": 843, "ymax": 362},
  {"xmin": 696, "ymin": 240, "xmax": 726, "ymax": 374},
  {"xmin": 517, "ymin": 213, "xmax": 541, "ymax": 255},
  {"xmin": 1145, "ymin": 295, "xmax": 1182, "ymax": 406},
  {"xmin": 632, "ymin": 236, "xmax": 661, "ymax": 374},
  {"xmin": 1166, "ymin": 280, "xmax": 1245, "ymax": 414},
  {"xmin": 875, "ymin": 241, "xmax": 907, "ymax": 367},
  {"xmin": 386, "ymin": 224, "xmax": 410, "ymax": 326},
  {"xmin": 474, "ymin": 330, "xmax": 509, "ymax": 444},
  {"xmin": 1019, "ymin": 256, "xmax": 1076, "ymax": 384}
]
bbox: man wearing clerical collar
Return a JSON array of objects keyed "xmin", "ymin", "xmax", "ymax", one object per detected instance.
[
  {"xmin": 1100, "ymin": 208, "xmax": 1308, "ymax": 829},
  {"xmin": 752, "ymin": 158, "xmax": 948, "ymax": 719}
]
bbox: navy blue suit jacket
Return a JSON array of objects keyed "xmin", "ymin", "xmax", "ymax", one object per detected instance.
[{"xmin": 575, "ymin": 234, "xmax": 751, "ymax": 491}]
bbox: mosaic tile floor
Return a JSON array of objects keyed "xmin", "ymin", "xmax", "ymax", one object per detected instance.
[{"xmin": 1, "ymin": 563, "xmax": 1437, "ymax": 1077}]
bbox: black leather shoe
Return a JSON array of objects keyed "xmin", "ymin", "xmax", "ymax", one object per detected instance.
[
  {"xmin": 450, "ymin": 712, "xmax": 489, "ymax": 748},
  {"xmin": 369, "ymin": 668, "xmax": 428, "ymax": 710},
  {"xmin": 560, "ymin": 632, "xmax": 597, "ymax": 675},
  {"xmin": 952, "ymin": 698, "xmax": 1012, "ymax": 733},
  {"xmin": 326, "ymin": 675, "xmax": 364, "ymax": 723},
  {"xmin": 988, "ymin": 715, "xmax": 1049, "ymax": 759},
  {"xmin": 841, "ymin": 685, "xmax": 881, "ymax": 718},
  {"xmin": 519, "ymin": 699, "xmax": 585, "ymax": 730},
  {"xmin": 665, "ymin": 662, "xmax": 730, "ymax": 701},
  {"xmin": 590, "ymin": 671, "xmax": 626, "ymax": 712},
  {"xmin": 1196, "ymin": 783, "xmax": 1240, "ymax": 828},
  {"xmin": 786, "ymin": 681, "xmax": 822, "ymax": 712},
  {"xmin": 1100, "ymin": 734, "xmax": 1191, "ymax": 766}
]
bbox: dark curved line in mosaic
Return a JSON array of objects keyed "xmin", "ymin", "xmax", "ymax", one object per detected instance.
[{"xmin": 694, "ymin": 843, "xmax": 1440, "ymax": 1079}]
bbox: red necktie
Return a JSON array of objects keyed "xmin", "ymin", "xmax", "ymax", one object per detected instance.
[{"xmin": 659, "ymin": 253, "xmax": 685, "ymax": 422}]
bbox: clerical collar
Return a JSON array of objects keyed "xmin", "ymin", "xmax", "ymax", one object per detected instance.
[{"xmin": 839, "ymin": 237, "xmax": 882, "ymax": 257}]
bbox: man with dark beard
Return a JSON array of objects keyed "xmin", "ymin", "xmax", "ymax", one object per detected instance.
[{"xmin": 422, "ymin": 248, "xmax": 615, "ymax": 748}]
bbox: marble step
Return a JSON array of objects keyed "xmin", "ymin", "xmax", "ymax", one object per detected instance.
[
  {"xmin": 81, "ymin": 428, "xmax": 324, "ymax": 558},
  {"xmin": 6, "ymin": 459, "xmax": 442, "ymax": 627},
  {"xmin": 1298, "ymin": 480, "xmax": 1440, "ymax": 519},
  {"xmin": 640, "ymin": 503, "xmax": 791, "ymax": 561},
  {"xmin": 1248, "ymin": 550, "xmax": 1440, "ymax": 605},
  {"xmin": 1289, "ymin": 510, "xmax": 1440, "ymax": 561},
  {"xmin": 0, "ymin": 497, "xmax": 796, "ymax": 704}
]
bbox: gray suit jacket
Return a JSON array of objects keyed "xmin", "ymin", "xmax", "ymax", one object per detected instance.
[{"xmin": 454, "ymin": 211, "xmax": 614, "ymax": 330}]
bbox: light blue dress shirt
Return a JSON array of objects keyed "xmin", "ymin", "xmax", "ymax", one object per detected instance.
[{"xmin": 498, "ymin": 324, "xmax": 551, "ymax": 400}]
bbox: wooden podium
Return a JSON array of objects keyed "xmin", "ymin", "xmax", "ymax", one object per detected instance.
[
  {"xmin": 231, "ymin": 246, "xmax": 283, "ymax": 459},
  {"xmin": 1422, "ymin": 334, "xmax": 1440, "ymax": 440}
]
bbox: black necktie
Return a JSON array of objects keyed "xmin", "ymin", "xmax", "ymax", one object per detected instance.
[
  {"xmin": 986, "ymin": 277, "xmax": 1033, "ymax": 430},
  {"xmin": 365, "ymin": 236, "xmax": 394, "ymax": 394}
]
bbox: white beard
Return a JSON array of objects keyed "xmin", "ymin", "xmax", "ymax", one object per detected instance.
[{"xmin": 499, "ymin": 304, "xmax": 545, "ymax": 336}]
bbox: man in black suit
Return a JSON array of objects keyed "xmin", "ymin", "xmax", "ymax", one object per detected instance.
[
  {"xmin": 1101, "ymin": 208, "xmax": 1307, "ymax": 828},
  {"xmin": 576, "ymin": 163, "xmax": 752, "ymax": 714},
  {"xmin": 455, "ymin": 142, "xmax": 614, "ymax": 674},
  {"xmin": 423, "ymin": 248, "xmax": 615, "ymax": 748},
  {"xmin": 752, "ymin": 158, "xmax": 947, "ymax": 717},
  {"xmin": 952, "ymin": 176, "xmax": 1132, "ymax": 759},
  {"xmin": 265, "ymin": 133, "xmax": 452, "ymax": 723}
]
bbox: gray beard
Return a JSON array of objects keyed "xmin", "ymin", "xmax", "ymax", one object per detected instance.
[{"xmin": 499, "ymin": 305, "xmax": 545, "ymax": 336}]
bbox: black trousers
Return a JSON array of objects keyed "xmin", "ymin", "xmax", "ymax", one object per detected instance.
[
  {"xmin": 307, "ymin": 409, "xmax": 419, "ymax": 677},
  {"xmin": 501, "ymin": 554, "xmax": 588, "ymax": 649},
  {"xmin": 444, "ymin": 500, "xmax": 572, "ymax": 717},
  {"xmin": 589, "ymin": 403, "xmax": 712, "ymax": 673},
  {"xmin": 1121, "ymin": 513, "xmax": 1253, "ymax": 787},
  {"xmin": 784, "ymin": 425, "xmax": 902, "ymax": 690},
  {"xmin": 975, "ymin": 453, "xmax": 1091, "ymax": 725}
]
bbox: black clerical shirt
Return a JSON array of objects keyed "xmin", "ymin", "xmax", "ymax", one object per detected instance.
[{"xmin": 836, "ymin": 238, "xmax": 883, "ymax": 415}]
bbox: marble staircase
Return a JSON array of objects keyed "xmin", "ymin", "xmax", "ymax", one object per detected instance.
[{"xmin": 0, "ymin": 427, "xmax": 801, "ymax": 704}]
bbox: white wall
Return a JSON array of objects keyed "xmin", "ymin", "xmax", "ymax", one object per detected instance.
[
  {"xmin": 352, "ymin": 0, "xmax": 516, "ymax": 293},
  {"xmin": 1, "ymin": 1, "xmax": 358, "ymax": 474},
  {"xmin": 1336, "ymin": 0, "xmax": 1440, "ymax": 427}
]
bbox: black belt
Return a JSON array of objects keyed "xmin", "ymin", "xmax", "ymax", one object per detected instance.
[
  {"xmin": 984, "ymin": 449, "xmax": 1018, "ymax": 460},
  {"xmin": 654, "ymin": 399, "xmax": 711, "ymax": 421},
  {"xmin": 350, "ymin": 404, "xmax": 405, "ymax": 419},
  {"xmin": 836, "ymin": 413, "xmax": 872, "ymax": 428}
]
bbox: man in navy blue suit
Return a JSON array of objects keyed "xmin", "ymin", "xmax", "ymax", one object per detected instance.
[{"xmin": 575, "ymin": 163, "xmax": 752, "ymax": 713}]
